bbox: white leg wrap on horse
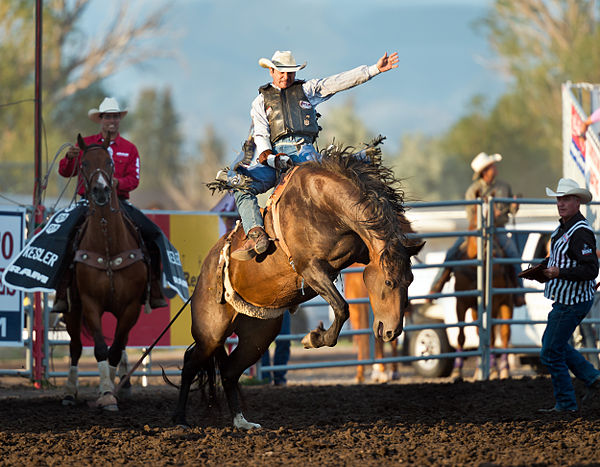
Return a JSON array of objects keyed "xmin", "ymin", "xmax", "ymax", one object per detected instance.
[
  {"xmin": 118, "ymin": 350, "xmax": 128, "ymax": 378},
  {"xmin": 65, "ymin": 366, "xmax": 78, "ymax": 396},
  {"xmin": 233, "ymin": 413, "xmax": 261, "ymax": 430},
  {"xmin": 98, "ymin": 360, "xmax": 114, "ymax": 394},
  {"xmin": 109, "ymin": 365, "xmax": 117, "ymax": 383}
]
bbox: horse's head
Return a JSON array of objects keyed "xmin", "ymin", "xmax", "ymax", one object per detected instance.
[
  {"xmin": 363, "ymin": 240, "xmax": 424, "ymax": 342},
  {"xmin": 77, "ymin": 134, "xmax": 114, "ymax": 207}
]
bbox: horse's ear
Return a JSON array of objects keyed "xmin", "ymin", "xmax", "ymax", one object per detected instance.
[
  {"xmin": 77, "ymin": 133, "xmax": 86, "ymax": 151},
  {"xmin": 102, "ymin": 136, "xmax": 110, "ymax": 150},
  {"xmin": 406, "ymin": 241, "xmax": 425, "ymax": 257}
]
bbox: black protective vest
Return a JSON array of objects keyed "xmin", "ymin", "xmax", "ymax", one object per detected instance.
[{"xmin": 259, "ymin": 81, "xmax": 320, "ymax": 144}]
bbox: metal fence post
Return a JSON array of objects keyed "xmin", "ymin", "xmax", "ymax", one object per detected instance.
[{"xmin": 477, "ymin": 199, "xmax": 491, "ymax": 380}]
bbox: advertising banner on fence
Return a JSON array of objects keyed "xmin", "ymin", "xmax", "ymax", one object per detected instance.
[
  {"xmin": 563, "ymin": 83, "xmax": 600, "ymax": 230},
  {"xmin": 0, "ymin": 206, "xmax": 26, "ymax": 346}
]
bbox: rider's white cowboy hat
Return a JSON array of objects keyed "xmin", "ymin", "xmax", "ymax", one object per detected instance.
[
  {"xmin": 471, "ymin": 152, "xmax": 502, "ymax": 180},
  {"xmin": 545, "ymin": 178, "xmax": 592, "ymax": 204},
  {"xmin": 88, "ymin": 97, "xmax": 128, "ymax": 123},
  {"xmin": 259, "ymin": 50, "xmax": 306, "ymax": 72}
]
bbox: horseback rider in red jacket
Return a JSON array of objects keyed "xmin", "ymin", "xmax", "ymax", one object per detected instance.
[{"xmin": 52, "ymin": 97, "xmax": 167, "ymax": 313}]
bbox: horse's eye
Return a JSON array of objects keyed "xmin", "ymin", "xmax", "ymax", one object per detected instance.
[{"xmin": 385, "ymin": 279, "xmax": 394, "ymax": 288}]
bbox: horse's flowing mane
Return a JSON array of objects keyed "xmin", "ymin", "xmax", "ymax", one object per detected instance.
[{"xmin": 305, "ymin": 144, "xmax": 412, "ymax": 277}]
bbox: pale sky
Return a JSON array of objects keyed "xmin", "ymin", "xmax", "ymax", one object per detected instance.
[{"xmin": 84, "ymin": 0, "xmax": 507, "ymax": 155}]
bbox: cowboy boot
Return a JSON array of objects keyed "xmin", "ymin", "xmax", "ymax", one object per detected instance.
[
  {"xmin": 51, "ymin": 289, "xmax": 68, "ymax": 313},
  {"xmin": 149, "ymin": 278, "xmax": 168, "ymax": 309},
  {"xmin": 231, "ymin": 227, "xmax": 270, "ymax": 261},
  {"xmin": 51, "ymin": 272, "xmax": 71, "ymax": 313}
]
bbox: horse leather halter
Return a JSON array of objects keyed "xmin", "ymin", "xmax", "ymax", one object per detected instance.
[{"xmin": 80, "ymin": 144, "xmax": 116, "ymax": 208}]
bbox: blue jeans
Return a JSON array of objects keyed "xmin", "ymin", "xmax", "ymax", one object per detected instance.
[
  {"xmin": 261, "ymin": 310, "xmax": 291, "ymax": 384},
  {"xmin": 232, "ymin": 137, "xmax": 318, "ymax": 234},
  {"xmin": 540, "ymin": 300, "xmax": 600, "ymax": 410}
]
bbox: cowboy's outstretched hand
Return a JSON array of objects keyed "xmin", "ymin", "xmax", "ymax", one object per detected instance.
[{"xmin": 377, "ymin": 52, "xmax": 399, "ymax": 72}]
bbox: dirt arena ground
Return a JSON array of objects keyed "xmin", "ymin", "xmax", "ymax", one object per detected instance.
[{"xmin": 2, "ymin": 369, "xmax": 600, "ymax": 466}]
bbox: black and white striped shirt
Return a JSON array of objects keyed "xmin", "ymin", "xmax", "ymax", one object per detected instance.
[{"xmin": 543, "ymin": 212, "xmax": 598, "ymax": 305}]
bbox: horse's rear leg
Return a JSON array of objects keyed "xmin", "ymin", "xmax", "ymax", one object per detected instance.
[
  {"xmin": 497, "ymin": 303, "xmax": 512, "ymax": 379},
  {"xmin": 390, "ymin": 338, "xmax": 400, "ymax": 380},
  {"xmin": 452, "ymin": 305, "xmax": 468, "ymax": 381},
  {"xmin": 221, "ymin": 314, "xmax": 282, "ymax": 429},
  {"xmin": 371, "ymin": 339, "xmax": 389, "ymax": 383},
  {"xmin": 116, "ymin": 350, "xmax": 132, "ymax": 398},
  {"xmin": 62, "ymin": 309, "xmax": 82, "ymax": 406},
  {"xmin": 349, "ymin": 302, "xmax": 369, "ymax": 383},
  {"xmin": 173, "ymin": 343, "xmax": 210, "ymax": 427}
]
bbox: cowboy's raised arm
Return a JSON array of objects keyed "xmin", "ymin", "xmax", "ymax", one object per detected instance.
[{"xmin": 376, "ymin": 52, "xmax": 399, "ymax": 73}]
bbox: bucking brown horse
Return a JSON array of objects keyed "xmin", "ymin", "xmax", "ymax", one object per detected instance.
[
  {"xmin": 61, "ymin": 135, "xmax": 148, "ymax": 411},
  {"xmin": 173, "ymin": 147, "xmax": 424, "ymax": 429}
]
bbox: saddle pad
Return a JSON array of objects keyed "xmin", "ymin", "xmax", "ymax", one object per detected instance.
[{"xmin": 2, "ymin": 201, "xmax": 88, "ymax": 292}]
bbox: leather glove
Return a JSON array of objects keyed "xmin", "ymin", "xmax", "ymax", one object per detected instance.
[
  {"xmin": 258, "ymin": 149, "xmax": 273, "ymax": 165},
  {"xmin": 258, "ymin": 149, "xmax": 293, "ymax": 170}
]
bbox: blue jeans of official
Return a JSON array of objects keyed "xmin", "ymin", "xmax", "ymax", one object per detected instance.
[
  {"xmin": 232, "ymin": 137, "xmax": 319, "ymax": 234},
  {"xmin": 430, "ymin": 232, "xmax": 523, "ymax": 289},
  {"xmin": 261, "ymin": 310, "xmax": 291, "ymax": 384},
  {"xmin": 540, "ymin": 300, "xmax": 600, "ymax": 410}
]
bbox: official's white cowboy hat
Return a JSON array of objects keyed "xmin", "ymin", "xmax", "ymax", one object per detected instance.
[
  {"xmin": 471, "ymin": 152, "xmax": 502, "ymax": 179},
  {"xmin": 545, "ymin": 178, "xmax": 592, "ymax": 204},
  {"xmin": 259, "ymin": 50, "xmax": 306, "ymax": 72},
  {"xmin": 88, "ymin": 97, "xmax": 128, "ymax": 123}
]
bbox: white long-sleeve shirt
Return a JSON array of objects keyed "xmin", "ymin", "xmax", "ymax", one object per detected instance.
[{"xmin": 250, "ymin": 64, "xmax": 381, "ymax": 157}]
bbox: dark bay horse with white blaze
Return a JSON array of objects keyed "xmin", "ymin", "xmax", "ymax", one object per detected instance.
[
  {"xmin": 62, "ymin": 135, "xmax": 148, "ymax": 411},
  {"xmin": 173, "ymin": 148, "xmax": 424, "ymax": 429}
]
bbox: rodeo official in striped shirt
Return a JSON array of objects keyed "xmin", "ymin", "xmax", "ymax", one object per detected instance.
[{"xmin": 534, "ymin": 178, "xmax": 600, "ymax": 413}]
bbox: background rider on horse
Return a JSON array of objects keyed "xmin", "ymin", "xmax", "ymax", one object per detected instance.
[
  {"xmin": 428, "ymin": 151, "xmax": 526, "ymax": 306},
  {"xmin": 227, "ymin": 49, "xmax": 399, "ymax": 261},
  {"xmin": 51, "ymin": 97, "xmax": 168, "ymax": 313}
]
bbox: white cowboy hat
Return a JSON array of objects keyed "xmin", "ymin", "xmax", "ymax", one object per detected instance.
[
  {"xmin": 88, "ymin": 97, "xmax": 128, "ymax": 123},
  {"xmin": 471, "ymin": 152, "xmax": 502, "ymax": 179},
  {"xmin": 545, "ymin": 178, "xmax": 592, "ymax": 204},
  {"xmin": 259, "ymin": 50, "xmax": 306, "ymax": 72}
]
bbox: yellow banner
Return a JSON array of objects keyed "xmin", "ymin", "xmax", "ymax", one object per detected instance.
[{"xmin": 168, "ymin": 214, "xmax": 220, "ymax": 346}]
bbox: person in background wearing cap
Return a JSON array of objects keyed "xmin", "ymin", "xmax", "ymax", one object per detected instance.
[
  {"xmin": 429, "ymin": 152, "xmax": 525, "ymax": 306},
  {"xmin": 52, "ymin": 97, "xmax": 167, "ymax": 313},
  {"xmin": 230, "ymin": 50, "xmax": 399, "ymax": 261},
  {"xmin": 532, "ymin": 178, "xmax": 600, "ymax": 413}
]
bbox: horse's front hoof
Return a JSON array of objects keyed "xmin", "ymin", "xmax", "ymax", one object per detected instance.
[
  {"xmin": 233, "ymin": 413, "xmax": 261, "ymax": 430},
  {"xmin": 89, "ymin": 392, "xmax": 118, "ymax": 411},
  {"xmin": 301, "ymin": 331, "xmax": 320, "ymax": 349},
  {"xmin": 370, "ymin": 364, "xmax": 389, "ymax": 383},
  {"xmin": 62, "ymin": 394, "xmax": 77, "ymax": 406},
  {"xmin": 117, "ymin": 377, "xmax": 132, "ymax": 399}
]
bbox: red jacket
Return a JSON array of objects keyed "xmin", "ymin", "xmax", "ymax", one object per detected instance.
[{"xmin": 58, "ymin": 133, "xmax": 140, "ymax": 199}]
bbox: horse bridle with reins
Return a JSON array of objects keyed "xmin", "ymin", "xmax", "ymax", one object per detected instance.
[{"xmin": 80, "ymin": 144, "xmax": 116, "ymax": 209}]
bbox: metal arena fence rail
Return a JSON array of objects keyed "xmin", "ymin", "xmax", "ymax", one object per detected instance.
[{"xmin": 3, "ymin": 198, "xmax": 600, "ymax": 384}]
